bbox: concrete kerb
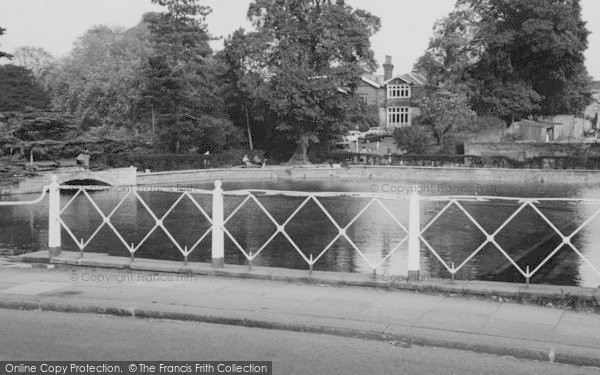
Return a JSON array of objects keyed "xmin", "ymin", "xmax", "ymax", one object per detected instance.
[
  {"xmin": 0, "ymin": 297, "xmax": 599, "ymax": 368},
  {"xmin": 16, "ymin": 252, "xmax": 600, "ymax": 313}
]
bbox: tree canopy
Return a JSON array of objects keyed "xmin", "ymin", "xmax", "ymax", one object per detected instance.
[
  {"xmin": 418, "ymin": 87, "xmax": 475, "ymax": 147},
  {"xmin": 0, "ymin": 64, "xmax": 50, "ymax": 111},
  {"xmin": 39, "ymin": 0, "xmax": 241, "ymax": 154},
  {"xmin": 221, "ymin": 0, "xmax": 381, "ymax": 161},
  {"xmin": 416, "ymin": 0, "xmax": 592, "ymax": 122},
  {"xmin": 5, "ymin": 0, "xmax": 382, "ymax": 161},
  {"xmin": 11, "ymin": 46, "xmax": 54, "ymax": 81},
  {"xmin": 141, "ymin": 0, "xmax": 237, "ymax": 153},
  {"xmin": 217, "ymin": 29, "xmax": 272, "ymax": 150},
  {"xmin": 45, "ymin": 24, "xmax": 152, "ymax": 129}
]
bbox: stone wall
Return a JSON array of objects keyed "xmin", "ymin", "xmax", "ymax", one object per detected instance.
[
  {"xmin": 0, "ymin": 167, "xmax": 138, "ymax": 195},
  {"xmin": 465, "ymin": 142, "xmax": 600, "ymax": 160},
  {"xmin": 137, "ymin": 167, "xmax": 285, "ymax": 186},
  {"xmin": 137, "ymin": 165, "xmax": 600, "ymax": 186}
]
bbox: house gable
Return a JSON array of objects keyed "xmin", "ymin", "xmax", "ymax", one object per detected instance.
[
  {"xmin": 383, "ymin": 77, "xmax": 412, "ymax": 86},
  {"xmin": 383, "ymin": 72, "xmax": 427, "ymax": 87}
]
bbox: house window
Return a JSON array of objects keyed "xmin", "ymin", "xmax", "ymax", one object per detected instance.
[
  {"xmin": 388, "ymin": 107, "xmax": 410, "ymax": 127},
  {"xmin": 387, "ymin": 84, "xmax": 410, "ymax": 98},
  {"xmin": 359, "ymin": 94, "xmax": 368, "ymax": 104}
]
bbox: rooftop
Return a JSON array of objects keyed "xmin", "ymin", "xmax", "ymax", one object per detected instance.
[
  {"xmin": 516, "ymin": 119, "xmax": 562, "ymax": 127},
  {"xmin": 361, "ymin": 71, "xmax": 427, "ymax": 88}
]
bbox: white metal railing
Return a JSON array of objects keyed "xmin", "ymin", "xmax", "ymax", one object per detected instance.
[
  {"xmin": 222, "ymin": 188, "xmax": 409, "ymax": 272},
  {"xmin": 0, "ymin": 186, "xmax": 48, "ymax": 206},
  {"xmin": 2, "ymin": 175, "xmax": 599, "ymax": 286},
  {"xmin": 52, "ymin": 180, "xmax": 410, "ymax": 272},
  {"xmin": 56, "ymin": 182, "xmax": 213, "ymax": 264},
  {"xmin": 419, "ymin": 195, "xmax": 600, "ymax": 284}
]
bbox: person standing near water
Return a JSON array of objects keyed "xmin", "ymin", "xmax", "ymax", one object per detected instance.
[{"xmin": 76, "ymin": 148, "xmax": 91, "ymax": 168}]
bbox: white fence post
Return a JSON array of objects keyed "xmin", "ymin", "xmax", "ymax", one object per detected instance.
[
  {"xmin": 211, "ymin": 180, "xmax": 225, "ymax": 268},
  {"xmin": 408, "ymin": 187, "xmax": 420, "ymax": 280},
  {"xmin": 48, "ymin": 175, "xmax": 61, "ymax": 258}
]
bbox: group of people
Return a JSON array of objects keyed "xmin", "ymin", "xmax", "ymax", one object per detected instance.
[{"xmin": 242, "ymin": 154, "xmax": 267, "ymax": 168}]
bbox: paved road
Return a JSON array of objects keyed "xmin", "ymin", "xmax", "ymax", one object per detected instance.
[{"xmin": 0, "ymin": 309, "xmax": 597, "ymax": 375}]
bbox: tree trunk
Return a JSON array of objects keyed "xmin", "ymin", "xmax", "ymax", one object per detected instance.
[
  {"xmin": 151, "ymin": 104, "xmax": 156, "ymax": 145},
  {"xmin": 174, "ymin": 101, "xmax": 179, "ymax": 153},
  {"xmin": 434, "ymin": 130, "xmax": 442, "ymax": 146},
  {"xmin": 300, "ymin": 137, "xmax": 309, "ymax": 164},
  {"xmin": 244, "ymin": 105, "xmax": 254, "ymax": 150}
]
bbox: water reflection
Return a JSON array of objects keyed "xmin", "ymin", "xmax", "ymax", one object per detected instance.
[{"xmin": 1, "ymin": 179, "xmax": 599, "ymax": 287}]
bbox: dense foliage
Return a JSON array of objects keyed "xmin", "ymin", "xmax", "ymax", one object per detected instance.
[
  {"xmin": 417, "ymin": 88, "xmax": 475, "ymax": 147},
  {"xmin": 392, "ymin": 126, "xmax": 432, "ymax": 154},
  {"xmin": 45, "ymin": 25, "xmax": 152, "ymax": 130},
  {"xmin": 0, "ymin": 65, "xmax": 50, "ymax": 111},
  {"xmin": 416, "ymin": 0, "xmax": 592, "ymax": 123},
  {"xmin": 141, "ymin": 1, "xmax": 233, "ymax": 152},
  {"xmin": 1, "ymin": 0, "xmax": 594, "ymax": 163},
  {"xmin": 219, "ymin": 0, "xmax": 381, "ymax": 161},
  {"xmin": 42, "ymin": 0, "xmax": 243, "ymax": 154}
]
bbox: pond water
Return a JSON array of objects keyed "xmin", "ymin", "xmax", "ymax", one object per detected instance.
[{"xmin": 2, "ymin": 178, "xmax": 600, "ymax": 287}]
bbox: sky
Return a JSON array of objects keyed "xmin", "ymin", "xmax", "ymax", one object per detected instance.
[{"xmin": 0, "ymin": 0, "xmax": 599, "ymax": 79}]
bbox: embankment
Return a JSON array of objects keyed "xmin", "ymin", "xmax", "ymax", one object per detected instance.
[{"xmin": 137, "ymin": 165, "xmax": 600, "ymax": 186}]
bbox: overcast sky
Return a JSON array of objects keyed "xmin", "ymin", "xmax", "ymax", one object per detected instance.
[{"xmin": 1, "ymin": 0, "xmax": 599, "ymax": 79}]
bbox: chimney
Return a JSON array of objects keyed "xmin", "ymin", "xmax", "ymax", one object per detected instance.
[{"xmin": 383, "ymin": 55, "xmax": 394, "ymax": 81}]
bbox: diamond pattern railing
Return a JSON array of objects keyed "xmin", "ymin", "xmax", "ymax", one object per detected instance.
[
  {"xmin": 2, "ymin": 177, "xmax": 596, "ymax": 287},
  {"xmin": 58, "ymin": 185, "xmax": 213, "ymax": 263},
  {"xmin": 222, "ymin": 190, "xmax": 408, "ymax": 272},
  {"xmin": 419, "ymin": 196, "xmax": 600, "ymax": 283},
  {"xmin": 56, "ymin": 185, "xmax": 408, "ymax": 272}
]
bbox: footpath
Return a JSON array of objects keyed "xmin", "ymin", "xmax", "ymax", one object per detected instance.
[{"xmin": 1, "ymin": 253, "xmax": 600, "ymax": 368}]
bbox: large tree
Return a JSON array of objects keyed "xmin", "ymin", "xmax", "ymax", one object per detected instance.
[
  {"xmin": 142, "ymin": 0, "xmax": 230, "ymax": 152},
  {"xmin": 0, "ymin": 65, "xmax": 50, "ymax": 111},
  {"xmin": 417, "ymin": 0, "xmax": 592, "ymax": 122},
  {"xmin": 45, "ymin": 24, "xmax": 152, "ymax": 130},
  {"xmin": 239, "ymin": 0, "xmax": 380, "ymax": 162},
  {"xmin": 218, "ymin": 29, "xmax": 270, "ymax": 150}
]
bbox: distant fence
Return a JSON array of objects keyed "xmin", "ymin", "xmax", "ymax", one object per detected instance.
[{"xmin": 327, "ymin": 152, "xmax": 600, "ymax": 170}]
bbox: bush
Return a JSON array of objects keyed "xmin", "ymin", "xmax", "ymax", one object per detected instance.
[{"xmin": 392, "ymin": 126, "xmax": 433, "ymax": 154}]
